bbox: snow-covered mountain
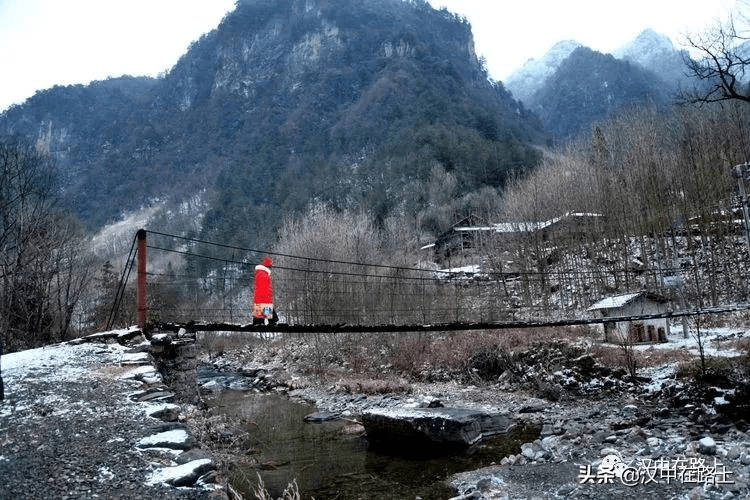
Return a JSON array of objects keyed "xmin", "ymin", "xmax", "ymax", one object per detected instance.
[
  {"xmin": 614, "ymin": 29, "xmax": 691, "ymax": 87},
  {"xmin": 504, "ymin": 40, "xmax": 581, "ymax": 104},
  {"xmin": 614, "ymin": 29, "xmax": 676, "ymax": 67},
  {"xmin": 504, "ymin": 29, "xmax": 690, "ymax": 107},
  {"xmin": 527, "ymin": 46, "xmax": 672, "ymax": 138}
]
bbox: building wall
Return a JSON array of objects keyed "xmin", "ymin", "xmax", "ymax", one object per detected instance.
[{"xmin": 602, "ymin": 297, "xmax": 670, "ymax": 343}]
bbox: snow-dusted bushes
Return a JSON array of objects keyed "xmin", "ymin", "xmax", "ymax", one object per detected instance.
[{"xmin": 491, "ymin": 102, "xmax": 750, "ymax": 315}]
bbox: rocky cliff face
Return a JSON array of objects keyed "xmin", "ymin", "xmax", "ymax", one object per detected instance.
[{"xmin": 0, "ymin": 0, "xmax": 544, "ymax": 238}]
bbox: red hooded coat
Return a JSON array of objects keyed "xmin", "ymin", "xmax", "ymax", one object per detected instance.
[{"xmin": 253, "ymin": 257, "xmax": 273, "ymax": 319}]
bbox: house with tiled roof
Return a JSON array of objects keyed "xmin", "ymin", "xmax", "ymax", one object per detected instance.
[
  {"xmin": 588, "ymin": 291, "xmax": 671, "ymax": 343},
  {"xmin": 426, "ymin": 212, "xmax": 604, "ymax": 262}
]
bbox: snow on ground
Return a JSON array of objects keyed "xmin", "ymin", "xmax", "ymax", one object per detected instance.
[
  {"xmin": 0, "ymin": 334, "xmax": 218, "ymax": 493},
  {"xmin": 0, "ymin": 335, "xmax": 163, "ymax": 419},
  {"xmin": 633, "ymin": 327, "xmax": 746, "ymax": 394},
  {"xmin": 1, "ymin": 341, "xmax": 129, "ymax": 383},
  {"xmin": 0, "ymin": 340, "xmax": 150, "ymax": 423},
  {"xmin": 635, "ymin": 326, "xmax": 746, "ymax": 358},
  {"xmin": 0, "ymin": 326, "xmax": 148, "ymax": 388}
]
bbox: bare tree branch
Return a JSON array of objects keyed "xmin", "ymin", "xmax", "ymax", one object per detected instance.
[
  {"xmin": 0, "ymin": 140, "xmax": 90, "ymax": 350},
  {"xmin": 680, "ymin": 4, "xmax": 750, "ymax": 104}
]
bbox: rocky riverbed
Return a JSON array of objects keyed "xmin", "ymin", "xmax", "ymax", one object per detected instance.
[
  {"xmin": 2, "ymin": 327, "xmax": 749, "ymax": 500},
  {"xmin": 199, "ymin": 329, "xmax": 750, "ymax": 500}
]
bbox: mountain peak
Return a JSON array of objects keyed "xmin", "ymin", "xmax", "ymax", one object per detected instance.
[
  {"xmin": 547, "ymin": 40, "xmax": 583, "ymax": 57},
  {"xmin": 614, "ymin": 29, "xmax": 675, "ymax": 62},
  {"xmin": 0, "ymin": 0, "xmax": 545, "ymax": 234},
  {"xmin": 504, "ymin": 40, "xmax": 581, "ymax": 104},
  {"xmin": 613, "ymin": 29, "xmax": 691, "ymax": 87}
]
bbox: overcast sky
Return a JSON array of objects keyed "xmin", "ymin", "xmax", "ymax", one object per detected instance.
[
  {"xmin": 433, "ymin": 0, "xmax": 737, "ymax": 78},
  {"xmin": 0, "ymin": 0, "xmax": 738, "ymax": 112}
]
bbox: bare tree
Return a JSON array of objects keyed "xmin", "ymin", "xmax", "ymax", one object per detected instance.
[
  {"xmin": 682, "ymin": 1, "xmax": 750, "ymax": 103},
  {"xmin": 690, "ymin": 315, "xmax": 708, "ymax": 377},
  {"xmin": 0, "ymin": 140, "xmax": 91, "ymax": 350}
]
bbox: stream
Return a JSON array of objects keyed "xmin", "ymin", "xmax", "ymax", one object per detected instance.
[{"xmin": 206, "ymin": 389, "xmax": 539, "ymax": 499}]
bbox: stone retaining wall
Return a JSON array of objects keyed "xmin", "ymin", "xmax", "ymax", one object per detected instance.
[{"xmin": 149, "ymin": 331, "xmax": 199, "ymax": 403}]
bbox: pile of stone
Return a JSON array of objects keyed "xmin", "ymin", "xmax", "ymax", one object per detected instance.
[{"xmin": 449, "ymin": 397, "xmax": 750, "ymax": 499}]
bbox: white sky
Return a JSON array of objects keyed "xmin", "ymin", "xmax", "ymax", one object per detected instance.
[
  {"xmin": 0, "ymin": 0, "xmax": 235, "ymax": 112},
  {"xmin": 431, "ymin": 0, "xmax": 737, "ymax": 81},
  {"xmin": 0, "ymin": 0, "xmax": 739, "ymax": 112}
]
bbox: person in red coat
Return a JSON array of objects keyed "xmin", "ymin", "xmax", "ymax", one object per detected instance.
[{"xmin": 253, "ymin": 257, "xmax": 277, "ymax": 325}]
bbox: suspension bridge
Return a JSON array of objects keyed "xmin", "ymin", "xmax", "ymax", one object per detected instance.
[{"xmin": 105, "ymin": 229, "xmax": 750, "ymax": 336}]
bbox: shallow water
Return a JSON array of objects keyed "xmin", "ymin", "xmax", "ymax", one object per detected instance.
[{"xmin": 208, "ymin": 390, "xmax": 539, "ymax": 499}]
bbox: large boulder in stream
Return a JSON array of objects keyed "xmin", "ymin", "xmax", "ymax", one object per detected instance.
[{"xmin": 362, "ymin": 407, "xmax": 516, "ymax": 454}]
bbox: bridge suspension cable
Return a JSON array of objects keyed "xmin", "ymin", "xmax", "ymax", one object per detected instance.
[{"xmin": 105, "ymin": 229, "xmax": 750, "ymax": 331}]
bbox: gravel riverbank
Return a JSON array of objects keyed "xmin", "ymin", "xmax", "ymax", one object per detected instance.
[{"xmin": 0, "ymin": 337, "xmax": 219, "ymax": 500}]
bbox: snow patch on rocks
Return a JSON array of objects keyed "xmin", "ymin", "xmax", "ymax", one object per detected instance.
[
  {"xmin": 146, "ymin": 458, "xmax": 213, "ymax": 487},
  {"xmin": 137, "ymin": 429, "xmax": 190, "ymax": 449}
]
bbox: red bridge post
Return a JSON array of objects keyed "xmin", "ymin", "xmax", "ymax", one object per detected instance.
[{"xmin": 136, "ymin": 229, "xmax": 148, "ymax": 329}]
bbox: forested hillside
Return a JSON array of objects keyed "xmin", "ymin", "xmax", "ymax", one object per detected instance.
[
  {"xmin": 525, "ymin": 47, "xmax": 673, "ymax": 138},
  {"xmin": 0, "ymin": 0, "xmax": 544, "ymax": 249}
]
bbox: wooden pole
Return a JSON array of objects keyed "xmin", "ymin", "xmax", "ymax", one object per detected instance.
[{"xmin": 137, "ymin": 229, "xmax": 148, "ymax": 329}]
